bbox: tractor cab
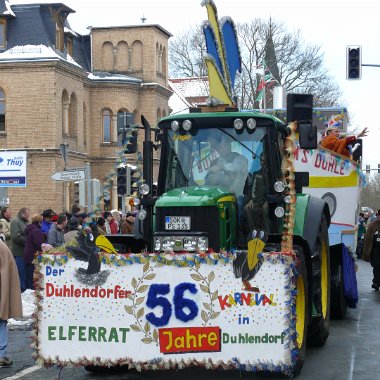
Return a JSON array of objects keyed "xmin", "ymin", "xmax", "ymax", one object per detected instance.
[{"xmin": 153, "ymin": 111, "xmax": 289, "ymax": 252}]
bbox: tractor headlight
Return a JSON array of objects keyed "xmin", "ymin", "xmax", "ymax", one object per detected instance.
[
  {"xmin": 247, "ymin": 118, "xmax": 256, "ymax": 130},
  {"xmin": 137, "ymin": 209, "xmax": 147, "ymax": 220},
  {"xmin": 153, "ymin": 237, "xmax": 161, "ymax": 251},
  {"xmin": 233, "ymin": 118, "xmax": 244, "ymax": 130},
  {"xmin": 162, "ymin": 237, "xmax": 175, "ymax": 251},
  {"xmin": 171, "ymin": 120, "xmax": 179, "ymax": 132},
  {"xmin": 129, "ymin": 197, "xmax": 140, "ymax": 207},
  {"xmin": 183, "ymin": 236, "xmax": 197, "ymax": 251},
  {"xmin": 197, "ymin": 236, "xmax": 208, "ymax": 251},
  {"xmin": 275, "ymin": 206, "xmax": 285, "ymax": 218},
  {"xmin": 182, "ymin": 119, "xmax": 192, "ymax": 131},
  {"xmin": 139, "ymin": 183, "xmax": 150, "ymax": 196},
  {"xmin": 274, "ymin": 181, "xmax": 286, "ymax": 193}
]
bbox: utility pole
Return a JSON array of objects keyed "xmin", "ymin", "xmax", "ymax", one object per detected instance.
[{"xmin": 86, "ymin": 162, "xmax": 92, "ymax": 213}]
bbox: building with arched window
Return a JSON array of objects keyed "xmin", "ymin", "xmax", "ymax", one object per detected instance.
[{"xmin": 0, "ymin": 1, "xmax": 172, "ymax": 213}]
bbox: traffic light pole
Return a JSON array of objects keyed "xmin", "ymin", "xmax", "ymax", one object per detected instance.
[
  {"xmin": 141, "ymin": 115, "xmax": 154, "ymax": 250},
  {"xmin": 86, "ymin": 162, "xmax": 92, "ymax": 213}
]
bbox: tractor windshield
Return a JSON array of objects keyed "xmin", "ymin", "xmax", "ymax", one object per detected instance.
[{"xmin": 162, "ymin": 127, "xmax": 268, "ymax": 201}]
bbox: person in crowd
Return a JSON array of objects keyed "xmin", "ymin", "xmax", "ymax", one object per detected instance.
[
  {"xmin": 40, "ymin": 209, "xmax": 56, "ymax": 235},
  {"xmin": 356, "ymin": 212, "xmax": 366, "ymax": 259},
  {"xmin": 120, "ymin": 212, "xmax": 135, "ymax": 234},
  {"xmin": 47, "ymin": 214, "xmax": 67, "ymax": 247},
  {"xmin": 96, "ymin": 217, "xmax": 107, "ymax": 235},
  {"xmin": 363, "ymin": 209, "xmax": 380, "ymax": 290},
  {"xmin": 70, "ymin": 204, "xmax": 83, "ymax": 226},
  {"xmin": 112, "ymin": 210, "xmax": 122, "ymax": 232},
  {"xmin": 367, "ymin": 210, "xmax": 377, "ymax": 224},
  {"xmin": 103, "ymin": 211, "xmax": 118, "ymax": 234},
  {"xmin": 24, "ymin": 214, "xmax": 45, "ymax": 290},
  {"xmin": 320, "ymin": 126, "xmax": 368, "ymax": 158},
  {"xmin": 64, "ymin": 218, "xmax": 80, "ymax": 243},
  {"xmin": 10, "ymin": 207, "xmax": 30, "ymax": 292},
  {"xmin": 0, "ymin": 240, "xmax": 23, "ymax": 367},
  {"xmin": 0, "ymin": 207, "xmax": 12, "ymax": 248},
  {"xmin": 0, "ymin": 223, "xmax": 6, "ymax": 243}
]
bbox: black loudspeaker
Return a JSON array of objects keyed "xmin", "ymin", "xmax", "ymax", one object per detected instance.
[
  {"xmin": 286, "ymin": 93, "xmax": 313, "ymax": 123},
  {"xmin": 352, "ymin": 138, "xmax": 362, "ymax": 163}
]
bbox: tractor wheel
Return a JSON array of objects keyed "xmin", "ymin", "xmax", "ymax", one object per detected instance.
[
  {"xmin": 292, "ymin": 245, "xmax": 308, "ymax": 376},
  {"xmin": 307, "ymin": 216, "xmax": 331, "ymax": 347},
  {"xmin": 330, "ymin": 263, "xmax": 347, "ymax": 319}
]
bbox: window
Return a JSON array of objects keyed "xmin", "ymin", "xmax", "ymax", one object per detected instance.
[
  {"xmin": 0, "ymin": 89, "xmax": 5, "ymax": 132},
  {"xmin": 0, "ymin": 20, "xmax": 5, "ymax": 48},
  {"xmin": 83, "ymin": 102, "xmax": 87, "ymax": 146},
  {"xmin": 68, "ymin": 93, "xmax": 77, "ymax": 137},
  {"xmin": 102, "ymin": 110, "xmax": 112, "ymax": 142},
  {"xmin": 66, "ymin": 36, "xmax": 73, "ymax": 56}
]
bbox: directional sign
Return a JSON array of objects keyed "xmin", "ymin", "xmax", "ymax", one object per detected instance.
[{"xmin": 51, "ymin": 169, "xmax": 86, "ymax": 182}]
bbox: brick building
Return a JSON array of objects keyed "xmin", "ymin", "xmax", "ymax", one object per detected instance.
[{"xmin": 0, "ymin": 1, "xmax": 172, "ymax": 214}]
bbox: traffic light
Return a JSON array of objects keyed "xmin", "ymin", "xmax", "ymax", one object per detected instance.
[
  {"xmin": 346, "ymin": 46, "xmax": 361, "ymax": 80},
  {"xmin": 366, "ymin": 165, "xmax": 370, "ymax": 174},
  {"xmin": 126, "ymin": 165, "xmax": 141, "ymax": 195},
  {"xmin": 378, "ymin": 164, "xmax": 380, "ymax": 174},
  {"xmin": 117, "ymin": 167, "xmax": 127, "ymax": 195},
  {"xmin": 124, "ymin": 129, "xmax": 138, "ymax": 154}
]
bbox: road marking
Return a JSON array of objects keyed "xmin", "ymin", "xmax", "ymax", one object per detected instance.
[
  {"xmin": 348, "ymin": 350, "xmax": 355, "ymax": 380},
  {"xmin": 3, "ymin": 365, "xmax": 40, "ymax": 379}
]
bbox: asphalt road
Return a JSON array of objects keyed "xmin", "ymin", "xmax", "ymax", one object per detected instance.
[{"xmin": 1, "ymin": 259, "xmax": 379, "ymax": 380}]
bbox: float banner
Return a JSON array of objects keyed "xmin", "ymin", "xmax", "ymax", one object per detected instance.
[
  {"xmin": 34, "ymin": 252, "xmax": 297, "ymax": 373},
  {"xmin": 293, "ymin": 146, "xmax": 361, "ymax": 249}
]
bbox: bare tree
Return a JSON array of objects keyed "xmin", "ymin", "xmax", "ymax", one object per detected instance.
[
  {"xmin": 169, "ymin": 18, "xmax": 342, "ymax": 108},
  {"xmin": 169, "ymin": 25, "xmax": 207, "ymax": 78},
  {"xmin": 361, "ymin": 174, "xmax": 380, "ymax": 211}
]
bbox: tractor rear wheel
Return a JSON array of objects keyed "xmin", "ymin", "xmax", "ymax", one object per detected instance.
[
  {"xmin": 307, "ymin": 216, "xmax": 331, "ymax": 347},
  {"xmin": 292, "ymin": 245, "xmax": 308, "ymax": 376}
]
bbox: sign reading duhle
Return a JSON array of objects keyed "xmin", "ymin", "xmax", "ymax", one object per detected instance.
[{"xmin": 0, "ymin": 151, "xmax": 27, "ymax": 187}]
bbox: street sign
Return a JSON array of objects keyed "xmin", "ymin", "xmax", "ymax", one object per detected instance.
[{"xmin": 51, "ymin": 169, "xmax": 86, "ymax": 182}]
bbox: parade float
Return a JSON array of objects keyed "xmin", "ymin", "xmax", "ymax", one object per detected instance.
[{"xmin": 34, "ymin": 0, "xmax": 360, "ymax": 376}]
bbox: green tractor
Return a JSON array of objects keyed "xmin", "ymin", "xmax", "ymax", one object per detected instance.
[{"xmin": 129, "ymin": 101, "xmax": 332, "ymax": 373}]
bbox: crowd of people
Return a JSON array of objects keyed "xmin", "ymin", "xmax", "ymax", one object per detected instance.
[
  {"xmin": 0, "ymin": 204, "xmax": 136, "ymax": 367},
  {"xmin": 0, "ymin": 205, "xmax": 136, "ymax": 293}
]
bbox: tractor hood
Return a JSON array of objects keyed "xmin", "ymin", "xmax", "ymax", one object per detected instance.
[{"xmin": 155, "ymin": 186, "xmax": 236, "ymax": 208}]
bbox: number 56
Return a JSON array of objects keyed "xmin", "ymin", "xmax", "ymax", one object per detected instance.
[{"xmin": 145, "ymin": 282, "xmax": 198, "ymax": 327}]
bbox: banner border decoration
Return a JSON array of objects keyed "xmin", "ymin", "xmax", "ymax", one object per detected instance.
[{"xmin": 32, "ymin": 251, "xmax": 299, "ymax": 376}]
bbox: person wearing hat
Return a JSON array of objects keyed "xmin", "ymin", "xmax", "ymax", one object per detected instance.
[
  {"xmin": 64, "ymin": 218, "xmax": 81, "ymax": 243},
  {"xmin": 103, "ymin": 211, "xmax": 118, "ymax": 234},
  {"xmin": 47, "ymin": 214, "xmax": 67, "ymax": 247},
  {"xmin": 363, "ymin": 209, "xmax": 380, "ymax": 290},
  {"xmin": 320, "ymin": 126, "xmax": 368, "ymax": 158},
  {"xmin": 40, "ymin": 209, "xmax": 56, "ymax": 235},
  {"xmin": 120, "ymin": 212, "xmax": 135, "ymax": 234}
]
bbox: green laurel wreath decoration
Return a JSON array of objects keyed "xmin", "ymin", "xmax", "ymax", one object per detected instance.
[
  {"xmin": 124, "ymin": 261, "xmax": 163, "ymax": 345},
  {"xmin": 189, "ymin": 261, "xmax": 220, "ymax": 326}
]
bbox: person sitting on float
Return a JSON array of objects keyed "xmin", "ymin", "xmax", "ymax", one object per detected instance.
[{"xmin": 320, "ymin": 126, "xmax": 368, "ymax": 158}]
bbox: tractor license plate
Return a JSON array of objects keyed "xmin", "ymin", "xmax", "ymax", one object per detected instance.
[{"xmin": 165, "ymin": 216, "xmax": 191, "ymax": 230}]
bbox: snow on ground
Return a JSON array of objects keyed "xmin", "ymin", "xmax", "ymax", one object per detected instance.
[{"xmin": 8, "ymin": 290, "xmax": 35, "ymax": 330}]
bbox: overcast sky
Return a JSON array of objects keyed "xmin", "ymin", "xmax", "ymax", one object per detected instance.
[{"xmin": 11, "ymin": 0, "xmax": 380, "ymax": 169}]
